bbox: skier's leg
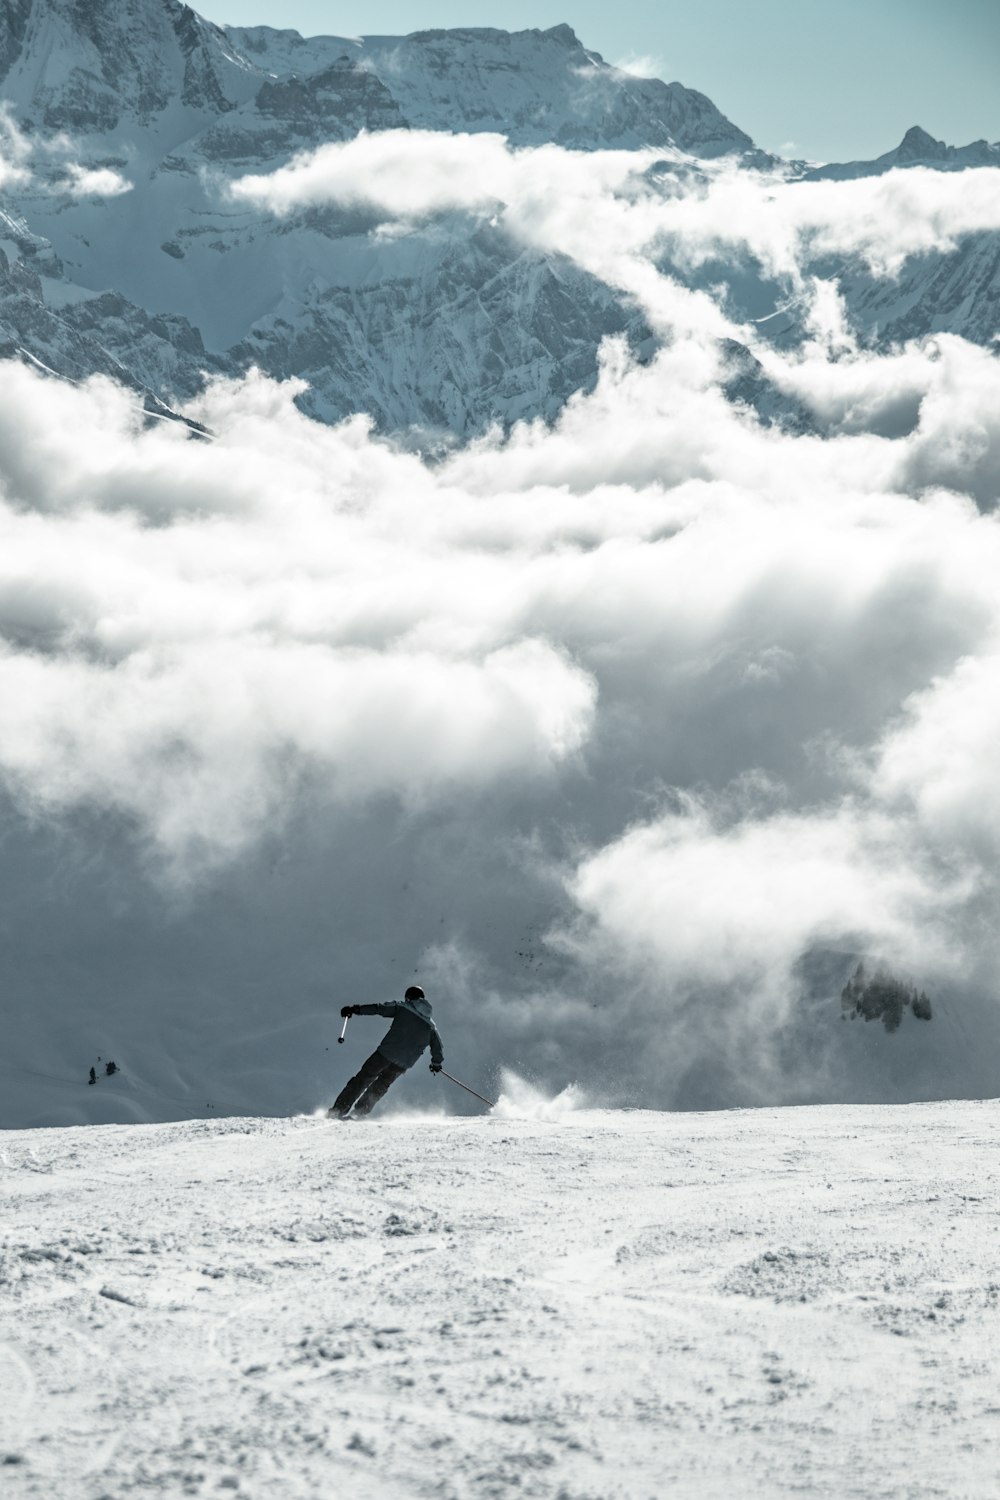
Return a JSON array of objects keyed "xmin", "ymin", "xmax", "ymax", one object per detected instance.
[
  {"xmin": 352, "ymin": 1062, "xmax": 406, "ymax": 1116},
  {"xmin": 330, "ymin": 1050, "xmax": 388, "ymax": 1116}
]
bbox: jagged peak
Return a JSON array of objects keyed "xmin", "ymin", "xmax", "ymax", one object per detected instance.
[
  {"xmin": 897, "ymin": 125, "xmax": 947, "ymax": 159},
  {"xmin": 802, "ymin": 123, "xmax": 1000, "ymax": 182},
  {"xmin": 401, "ymin": 25, "xmax": 580, "ymax": 47},
  {"xmin": 542, "ymin": 24, "xmax": 581, "ymax": 47}
]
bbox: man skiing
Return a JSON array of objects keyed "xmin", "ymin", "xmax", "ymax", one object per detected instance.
[{"xmin": 329, "ymin": 985, "xmax": 444, "ymax": 1118}]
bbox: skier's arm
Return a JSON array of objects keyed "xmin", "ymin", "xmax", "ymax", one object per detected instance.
[
  {"xmin": 428, "ymin": 1021, "xmax": 444, "ymax": 1069},
  {"xmin": 352, "ymin": 1002, "xmax": 401, "ymax": 1019}
]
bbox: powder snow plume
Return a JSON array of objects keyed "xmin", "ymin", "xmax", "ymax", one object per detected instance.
[{"xmin": 492, "ymin": 1071, "xmax": 587, "ymax": 1121}]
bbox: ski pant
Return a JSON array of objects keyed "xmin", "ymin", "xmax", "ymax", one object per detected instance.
[{"xmin": 333, "ymin": 1049, "xmax": 406, "ymax": 1117}]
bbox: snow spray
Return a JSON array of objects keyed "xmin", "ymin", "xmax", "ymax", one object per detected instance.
[{"xmin": 492, "ymin": 1069, "xmax": 586, "ymax": 1121}]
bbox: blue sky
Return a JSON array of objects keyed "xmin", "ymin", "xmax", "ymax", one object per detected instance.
[{"xmin": 198, "ymin": 0, "xmax": 1000, "ymax": 161}]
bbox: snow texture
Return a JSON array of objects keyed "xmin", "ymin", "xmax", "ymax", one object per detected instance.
[{"xmin": 1, "ymin": 1100, "xmax": 999, "ymax": 1498}]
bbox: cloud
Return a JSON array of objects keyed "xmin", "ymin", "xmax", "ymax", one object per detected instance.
[
  {"xmin": 7, "ymin": 128, "xmax": 1000, "ymax": 1115},
  {"xmin": 0, "ymin": 631, "xmax": 594, "ymax": 866},
  {"xmin": 689, "ymin": 166, "xmax": 1000, "ymax": 279},
  {"xmin": 564, "ymin": 790, "xmax": 971, "ymax": 1024},
  {"xmin": 228, "ymin": 129, "xmax": 522, "ymax": 218},
  {"xmin": 874, "ymin": 651, "xmax": 1000, "ymax": 860},
  {"xmin": 0, "ymin": 366, "xmax": 596, "ymax": 872},
  {"xmin": 612, "ymin": 53, "xmax": 665, "ymax": 79},
  {"xmin": 0, "ymin": 103, "xmax": 33, "ymax": 190},
  {"xmin": 60, "ymin": 164, "xmax": 133, "ymax": 198},
  {"xmin": 3, "ymin": 329, "xmax": 1000, "ymax": 1054}
]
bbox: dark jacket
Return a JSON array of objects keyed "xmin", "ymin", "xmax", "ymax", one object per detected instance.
[{"xmin": 355, "ymin": 996, "xmax": 444, "ymax": 1070}]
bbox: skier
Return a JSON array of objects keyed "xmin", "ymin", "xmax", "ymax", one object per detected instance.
[{"xmin": 329, "ymin": 985, "xmax": 443, "ymax": 1118}]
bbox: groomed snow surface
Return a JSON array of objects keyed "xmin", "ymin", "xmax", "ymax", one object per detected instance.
[{"xmin": 2, "ymin": 1093, "xmax": 999, "ymax": 1498}]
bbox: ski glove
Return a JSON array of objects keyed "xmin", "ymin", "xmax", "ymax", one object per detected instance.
[
  {"xmin": 430, "ymin": 1063, "xmax": 442, "ymax": 1073},
  {"xmin": 340, "ymin": 1005, "xmax": 357, "ymax": 1018}
]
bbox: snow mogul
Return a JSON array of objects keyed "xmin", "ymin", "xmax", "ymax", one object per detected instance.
[{"xmin": 329, "ymin": 985, "xmax": 444, "ymax": 1118}]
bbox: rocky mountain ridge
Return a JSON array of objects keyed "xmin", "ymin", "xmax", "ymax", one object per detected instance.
[
  {"xmin": 805, "ymin": 124, "xmax": 1000, "ymax": 180},
  {"xmin": 0, "ymin": 2, "xmax": 758, "ymax": 156},
  {"xmin": 228, "ymin": 22, "xmax": 761, "ymax": 156}
]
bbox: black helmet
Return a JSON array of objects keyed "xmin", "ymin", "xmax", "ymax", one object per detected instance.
[{"xmin": 404, "ymin": 985, "xmax": 425, "ymax": 1002}]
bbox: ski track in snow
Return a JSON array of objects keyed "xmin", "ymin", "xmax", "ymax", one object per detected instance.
[{"xmin": 1, "ymin": 1102, "xmax": 999, "ymax": 1498}]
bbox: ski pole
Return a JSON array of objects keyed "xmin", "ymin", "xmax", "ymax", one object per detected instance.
[
  {"xmin": 338, "ymin": 1014, "xmax": 350, "ymax": 1045},
  {"xmin": 437, "ymin": 1068, "xmax": 496, "ymax": 1109}
]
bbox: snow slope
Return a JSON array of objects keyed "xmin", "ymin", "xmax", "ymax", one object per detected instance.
[{"xmin": 2, "ymin": 1099, "xmax": 999, "ymax": 1498}]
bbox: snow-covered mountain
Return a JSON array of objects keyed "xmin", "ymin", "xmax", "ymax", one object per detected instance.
[
  {"xmin": 0, "ymin": 3, "xmax": 996, "ymax": 433},
  {"xmin": 825, "ymin": 227, "xmax": 1000, "ymax": 348},
  {"xmin": 1, "ymin": 3, "xmax": 757, "ymax": 154},
  {"xmin": 0, "ymin": 0, "xmax": 256, "ymax": 132},
  {"xmin": 2, "ymin": 0, "xmax": 990, "ymax": 437},
  {"xmin": 778, "ymin": 126, "xmax": 1000, "ymax": 350},
  {"xmin": 0, "ymin": 1, "xmax": 768, "ymax": 432},
  {"xmin": 230, "ymin": 22, "xmax": 760, "ymax": 156}
]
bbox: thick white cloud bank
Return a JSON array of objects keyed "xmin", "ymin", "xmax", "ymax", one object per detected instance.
[
  {"xmin": 5, "ymin": 134, "xmax": 1000, "ymax": 1125},
  {"xmin": 229, "ymin": 130, "xmax": 1000, "ymax": 313}
]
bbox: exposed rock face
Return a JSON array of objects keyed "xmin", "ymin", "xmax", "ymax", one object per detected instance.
[
  {"xmin": 0, "ymin": 243, "xmax": 216, "ymax": 429},
  {"xmin": 718, "ymin": 339, "xmax": 815, "ymax": 434},
  {"xmin": 228, "ymin": 230, "xmax": 653, "ymax": 431},
  {"xmin": 0, "ymin": 0, "xmax": 32, "ymax": 81},
  {"xmin": 841, "ymin": 963, "xmax": 933, "ymax": 1033},
  {"xmin": 3, "ymin": 0, "xmax": 254, "ymax": 132},
  {"xmin": 835, "ymin": 231, "xmax": 1000, "ymax": 346},
  {"xmin": 195, "ymin": 58, "xmax": 407, "ymax": 164}
]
